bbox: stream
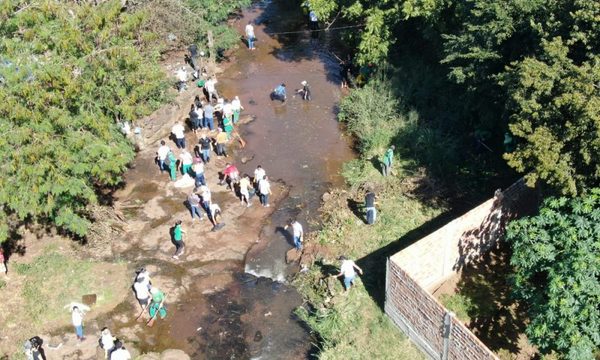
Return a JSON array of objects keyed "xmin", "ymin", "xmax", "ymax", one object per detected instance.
[{"xmin": 103, "ymin": 1, "xmax": 354, "ymax": 359}]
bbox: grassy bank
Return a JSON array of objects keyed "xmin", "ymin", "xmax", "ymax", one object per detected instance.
[
  {"xmin": 290, "ymin": 75, "xmax": 457, "ymax": 358},
  {"xmin": 0, "ymin": 242, "xmax": 129, "ymax": 357},
  {"xmin": 293, "ymin": 157, "xmax": 445, "ymax": 359}
]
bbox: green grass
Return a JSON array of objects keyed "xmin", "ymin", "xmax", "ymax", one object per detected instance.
[
  {"xmin": 14, "ymin": 247, "xmax": 119, "ymax": 324},
  {"xmin": 439, "ymin": 293, "xmax": 474, "ymax": 323},
  {"xmin": 1, "ymin": 244, "xmax": 129, "ymax": 357},
  {"xmin": 294, "ymin": 157, "xmax": 445, "ymax": 359}
]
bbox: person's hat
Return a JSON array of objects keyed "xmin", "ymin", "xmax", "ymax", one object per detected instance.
[{"xmin": 301, "ymin": 81, "xmax": 307, "ymax": 86}]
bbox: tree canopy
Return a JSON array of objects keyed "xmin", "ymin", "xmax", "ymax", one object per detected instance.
[
  {"xmin": 0, "ymin": 0, "xmax": 169, "ymax": 242},
  {"xmin": 309, "ymin": 0, "xmax": 600, "ymax": 195},
  {"xmin": 506, "ymin": 189, "xmax": 600, "ymax": 359}
]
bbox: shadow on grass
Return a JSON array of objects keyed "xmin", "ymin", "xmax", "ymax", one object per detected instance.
[
  {"xmin": 448, "ymin": 244, "xmax": 529, "ymax": 354},
  {"xmin": 355, "ymin": 207, "xmax": 464, "ymax": 309}
]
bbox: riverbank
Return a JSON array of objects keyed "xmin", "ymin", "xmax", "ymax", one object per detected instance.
[{"xmin": 292, "ymin": 166, "xmax": 441, "ymax": 359}]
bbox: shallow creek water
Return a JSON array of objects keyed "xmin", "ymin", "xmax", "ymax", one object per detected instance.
[{"xmin": 104, "ymin": 1, "xmax": 354, "ymax": 358}]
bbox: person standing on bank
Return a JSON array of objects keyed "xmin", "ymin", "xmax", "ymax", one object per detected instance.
[
  {"xmin": 203, "ymin": 101, "xmax": 215, "ymax": 131},
  {"xmin": 336, "ymin": 256, "xmax": 363, "ymax": 291},
  {"xmin": 196, "ymin": 134, "xmax": 212, "ymax": 163},
  {"xmin": 133, "ymin": 275, "xmax": 151, "ymax": 316},
  {"xmin": 382, "ymin": 145, "xmax": 395, "ymax": 177},
  {"xmin": 258, "ymin": 175, "xmax": 272, "ymax": 207},
  {"xmin": 166, "ymin": 150, "xmax": 178, "ymax": 181},
  {"xmin": 285, "ymin": 219, "xmax": 304, "ymax": 250},
  {"xmin": 172, "ymin": 220, "xmax": 186, "ymax": 260},
  {"xmin": 156, "ymin": 140, "xmax": 171, "ymax": 173},
  {"xmin": 365, "ymin": 189, "xmax": 377, "ymax": 225},
  {"xmin": 71, "ymin": 306, "xmax": 86, "ymax": 341},
  {"xmin": 188, "ymin": 190, "xmax": 204, "ymax": 221},
  {"xmin": 245, "ymin": 22, "xmax": 256, "ymax": 50},
  {"xmin": 171, "ymin": 121, "xmax": 186, "ymax": 149}
]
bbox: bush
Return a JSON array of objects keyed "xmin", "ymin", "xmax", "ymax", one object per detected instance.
[
  {"xmin": 0, "ymin": 1, "xmax": 170, "ymax": 242},
  {"xmin": 507, "ymin": 190, "xmax": 600, "ymax": 359},
  {"xmin": 338, "ymin": 78, "xmax": 404, "ymax": 157}
]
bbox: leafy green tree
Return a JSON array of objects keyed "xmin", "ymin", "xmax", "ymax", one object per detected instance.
[
  {"xmin": 501, "ymin": 39, "xmax": 600, "ymax": 195},
  {"xmin": 506, "ymin": 189, "xmax": 600, "ymax": 359},
  {"xmin": 136, "ymin": 0, "xmax": 251, "ymax": 55},
  {"xmin": 0, "ymin": 0, "xmax": 169, "ymax": 242}
]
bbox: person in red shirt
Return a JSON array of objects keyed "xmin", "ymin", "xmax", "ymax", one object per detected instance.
[{"xmin": 220, "ymin": 163, "xmax": 240, "ymax": 192}]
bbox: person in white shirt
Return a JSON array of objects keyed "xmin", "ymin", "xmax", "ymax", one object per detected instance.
[
  {"xmin": 109, "ymin": 342, "xmax": 131, "ymax": 360},
  {"xmin": 231, "ymin": 96, "xmax": 244, "ymax": 123},
  {"xmin": 156, "ymin": 140, "xmax": 171, "ymax": 173},
  {"xmin": 133, "ymin": 276, "xmax": 151, "ymax": 313},
  {"xmin": 71, "ymin": 306, "xmax": 85, "ymax": 341},
  {"xmin": 175, "ymin": 67, "xmax": 188, "ymax": 92},
  {"xmin": 285, "ymin": 219, "xmax": 304, "ymax": 250},
  {"xmin": 209, "ymin": 202, "xmax": 222, "ymax": 228},
  {"xmin": 199, "ymin": 185, "xmax": 212, "ymax": 213},
  {"xmin": 171, "ymin": 121, "xmax": 186, "ymax": 149},
  {"xmin": 205, "ymin": 77, "xmax": 219, "ymax": 101},
  {"xmin": 179, "ymin": 149, "xmax": 194, "ymax": 176},
  {"xmin": 309, "ymin": 11, "xmax": 318, "ymax": 30},
  {"xmin": 258, "ymin": 175, "xmax": 272, "ymax": 207},
  {"xmin": 100, "ymin": 327, "xmax": 115, "ymax": 359},
  {"xmin": 336, "ymin": 256, "xmax": 363, "ymax": 291},
  {"xmin": 245, "ymin": 22, "xmax": 256, "ymax": 50},
  {"xmin": 253, "ymin": 165, "xmax": 266, "ymax": 185},
  {"xmin": 222, "ymin": 100, "xmax": 233, "ymax": 122}
]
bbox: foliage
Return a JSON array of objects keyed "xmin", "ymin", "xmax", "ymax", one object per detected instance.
[
  {"xmin": 506, "ymin": 189, "xmax": 600, "ymax": 359},
  {"xmin": 1, "ymin": 244, "xmax": 129, "ymax": 357},
  {"xmin": 337, "ymin": 77, "xmax": 403, "ymax": 157},
  {"xmin": 442, "ymin": 0, "xmax": 600, "ymax": 195},
  {"xmin": 135, "ymin": 0, "xmax": 251, "ymax": 55},
  {"xmin": 294, "ymin": 175, "xmax": 441, "ymax": 358},
  {"xmin": 500, "ymin": 39, "xmax": 600, "ymax": 196},
  {"xmin": 0, "ymin": 0, "xmax": 170, "ymax": 242},
  {"xmin": 439, "ymin": 293, "xmax": 474, "ymax": 322},
  {"xmin": 310, "ymin": 0, "xmax": 600, "ymax": 195}
]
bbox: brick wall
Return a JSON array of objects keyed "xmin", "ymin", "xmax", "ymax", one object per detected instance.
[
  {"xmin": 386, "ymin": 259, "xmax": 498, "ymax": 360},
  {"xmin": 384, "ymin": 179, "xmax": 534, "ymax": 360},
  {"xmin": 390, "ymin": 179, "xmax": 530, "ymax": 291}
]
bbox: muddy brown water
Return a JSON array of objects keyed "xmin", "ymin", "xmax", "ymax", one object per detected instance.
[{"xmin": 98, "ymin": 1, "xmax": 354, "ymax": 359}]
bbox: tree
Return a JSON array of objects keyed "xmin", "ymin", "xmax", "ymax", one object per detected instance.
[
  {"xmin": 506, "ymin": 189, "xmax": 600, "ymax": 359},
  {"xmin": 501, "ymin": 39, "xmax": 600, "ymax": 195},
  {"xmin": 0, "ymin": 0, "xmax": 170, "ymax": 242}
]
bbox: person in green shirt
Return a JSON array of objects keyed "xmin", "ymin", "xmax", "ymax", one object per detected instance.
[
  {"xmin": 147, "ymin": 287, "xmax": 167, "ymax": 327},
  {"xmin": 172, "ymin": 220, "xmax": 185, "ymax": 260},
  {"xmin": 382, "ymin": 145, "xmax": 395, "ymax": 177},
  {"xmin": 222, "ymin": 116, "xmax": 234, "ymax": 140},
  {"xmin": 166, "ymin": 150, "xmax": 177, "ymax": 181}
]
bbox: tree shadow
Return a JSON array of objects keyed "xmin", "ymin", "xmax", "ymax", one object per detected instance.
[
  {"xmin": 355, "ymin": 208, "xmax": 462, "ymax": 309},
  {"xmin": 451, "ymin": 244, "xmax": 529, "ymax": 354}
]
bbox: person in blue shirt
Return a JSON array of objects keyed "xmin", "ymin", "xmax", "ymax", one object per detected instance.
[{"xmin": 271, "ymin": 83, "xmax": 287, "ymax": 102}]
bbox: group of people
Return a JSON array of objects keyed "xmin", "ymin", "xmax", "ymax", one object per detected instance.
[{"xmin": 22, "ymin": 18, "xmax": 379, "ymax": 360}]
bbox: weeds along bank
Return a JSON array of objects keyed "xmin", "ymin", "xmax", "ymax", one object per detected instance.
[{"xmin": 292, "ymin": 79, "xmax": 450, "ymax": 359}]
